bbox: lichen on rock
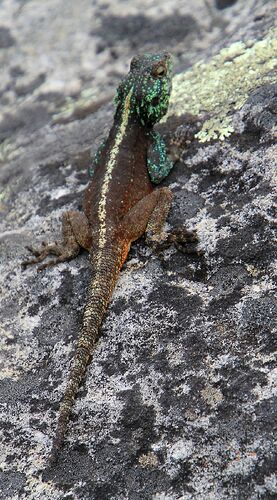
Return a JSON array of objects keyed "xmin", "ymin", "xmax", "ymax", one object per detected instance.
[{"xmin": 168, "ymin": 27, "xmax": 277, "ymax": 142}]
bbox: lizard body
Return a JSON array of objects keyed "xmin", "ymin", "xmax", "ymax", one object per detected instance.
[{"xmin": 24, "ymin": 52, "xmax": 174, "ymax": 463}]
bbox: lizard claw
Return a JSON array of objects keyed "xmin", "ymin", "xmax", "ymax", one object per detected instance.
[
  {"xmin": 146, "ymin": 227, "xmax": 201, "ymax": 256},
  {"xmin": 169, "ymin": 227, "xmax": 202, "ymax": 255},
  {"xmin": 167, "ymin": 227, "xmax": 198, "ymax": 245},
  {"xmin": 22, "ymin": 241, "xmax": 62, "ymax": 270},
  {"xmin": 145, "ymin": 230, "xmax": 168, "ymax": 249},
  {"xmin": 25, "ymin": 245, "xmax": 41, "ymax": 257},
  {"xmin": 22, "ymin": 243, "xmax": 80, "ymax": 271}
]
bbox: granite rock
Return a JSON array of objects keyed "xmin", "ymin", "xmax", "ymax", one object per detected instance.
[{"xmin": 0, "ymin": 0, "xmax": 276, "ymax": 499}]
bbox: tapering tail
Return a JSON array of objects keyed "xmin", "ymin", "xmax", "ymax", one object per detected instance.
[{"xmin": 49, "ymin": 249, "xmax": 123, "ymax": 464}]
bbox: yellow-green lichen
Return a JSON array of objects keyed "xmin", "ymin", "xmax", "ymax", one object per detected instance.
[
  {"xmin": 167, "ymin": 28, "xmax": 277, "ymax": 142},
  {"xmin": 0, "ymin": 191, "xmax": 6, "ymax": 201}
]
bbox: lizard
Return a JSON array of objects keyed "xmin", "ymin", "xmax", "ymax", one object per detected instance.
[{"xmin": 23, "ymin": 52, "xmax": 181, "ymax": 463}]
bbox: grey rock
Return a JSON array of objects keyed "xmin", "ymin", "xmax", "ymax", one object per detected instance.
[
  {"xmin": 0, "ymin": 1, "xmax": 276, "ymax": 499},
  {"xmin": 0, "ymin": 27, "xmax": 15, "ymax": 49}
]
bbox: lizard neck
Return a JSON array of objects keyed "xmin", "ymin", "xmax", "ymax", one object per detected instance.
[{"xmin": 113, "ymin": 90, "xmax": 152, "ymax": 133}]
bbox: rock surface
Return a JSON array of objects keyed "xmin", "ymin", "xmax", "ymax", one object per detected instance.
[{"xmin": 0, "ymin": 0, "xmax": 276, "ymax": 499}]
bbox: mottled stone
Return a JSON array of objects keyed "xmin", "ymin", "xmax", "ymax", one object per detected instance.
[
  {"xmin": 215, "ymin": 0, "xmax": 238, "ymax": 9},
  {"xmin": 0, "ymin": 0, "xmax": 276, "ymax": 499},
  {"xmin": 0, "ymin": 27, "xmax": 15, "ymax": 49}
]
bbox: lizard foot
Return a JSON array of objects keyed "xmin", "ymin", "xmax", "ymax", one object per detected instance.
[
  {"xmin": 22, "ymin": 210, "xmax": 91, "ymax": 271},
  {"xmin": 22, "ymin": 241, "xmax": 79, "ymax": 271},
  {"xmin": 145, "ymin": 230, "xmax": 168, "ymax": 251},
  {"xmin": 147, "ymin": 227, "xmax": 202, "ymax": 256},
  {"xmin": 168, "ymin": 227, "xmax": 203, "ymax": 255},
  {"xmin": 167, "ymin": 227, "xmax": 197, "ymax": 243}
]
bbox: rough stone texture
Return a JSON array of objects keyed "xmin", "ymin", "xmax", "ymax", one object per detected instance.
[{"xmin": 0, "ymin": 0, "xmax": 276, "ymax": 499}]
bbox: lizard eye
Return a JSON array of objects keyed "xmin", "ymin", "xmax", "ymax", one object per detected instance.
[{"xmin": 153, "ymin": 65, "xmax": 167, "ymax": 78}]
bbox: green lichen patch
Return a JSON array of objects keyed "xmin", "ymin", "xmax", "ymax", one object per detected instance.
[{"xmin": 168, "ymin": 28, "xmax": 277, "ymax": 142}]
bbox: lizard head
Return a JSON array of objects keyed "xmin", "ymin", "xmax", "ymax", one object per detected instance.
[{"xmin": 115, "ymin": 52, "xmax": 173, "ymax": 126}]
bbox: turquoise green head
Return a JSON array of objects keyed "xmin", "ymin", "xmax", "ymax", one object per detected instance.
[{"xmin": 115, "ymin": 52, "xmax": 173, "ymax": 126}]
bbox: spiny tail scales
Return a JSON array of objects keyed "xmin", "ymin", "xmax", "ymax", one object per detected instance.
[{"xmin": 49, "ymin": 247, "xmax": 123, "ymax": 464}]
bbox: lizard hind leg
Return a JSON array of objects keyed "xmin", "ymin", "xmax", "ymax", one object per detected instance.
[
  {"xmin": 145, "ymin": 187, "xmax": 173, "ymax": 245},
  {"xmin": 22, "ymin": 210, "xmax": 92, "ymax": 271},
  {"xmin": 122, "ymin": 187, "xmax": 173, "ymax": 245}
]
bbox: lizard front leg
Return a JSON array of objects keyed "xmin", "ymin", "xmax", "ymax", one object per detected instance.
[
  {"xmin": 147, "ymin": 130, "xmax": 174, "ymax": 185},
  {"xmin": 146, "ymin": 134, "xmax": 198, "ymax": 252},
  {"xmin": 23, "ymin": 210, "xmax": 92, "ymax": 271}
]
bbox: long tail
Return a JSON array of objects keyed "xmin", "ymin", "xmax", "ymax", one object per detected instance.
[{"xmin": 49, "ymin": 249, "xmax": 122, "ymax": 464}]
